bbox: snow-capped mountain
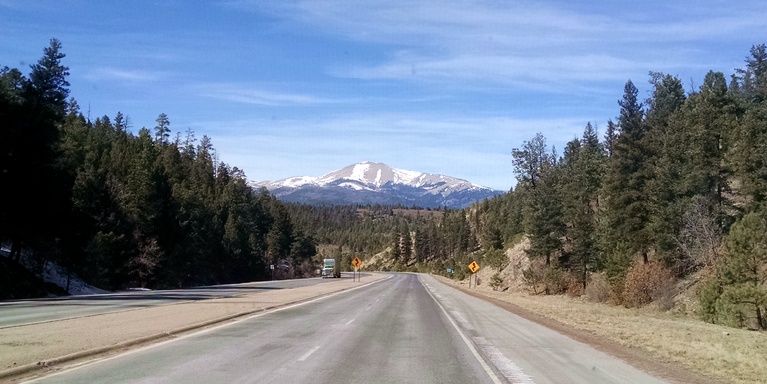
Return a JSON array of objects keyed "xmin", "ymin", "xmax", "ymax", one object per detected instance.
[{"xmin": 252, "ymin": 162, "xmax": 503, "ymax": 209}]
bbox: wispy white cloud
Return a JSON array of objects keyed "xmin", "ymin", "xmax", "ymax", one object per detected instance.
[
  {"xmin": 341, "ymin": 53, "xmax": 648, "ymax": 90},
  {"xmin": 196, "ymin": 83, "xmax": 346, "ymax": 106},
  {"xmin": 231, "ymin": 0, "xmax": 765, "ymax": 89},
  {"xmin": 85, "ymin": 67, "xmax": 165, "ymax": 82}
]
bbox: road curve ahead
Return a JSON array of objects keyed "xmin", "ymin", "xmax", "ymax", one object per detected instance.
[{"xmin": 26, "ymin": 274, "xmax": 668, "ymax": 384}]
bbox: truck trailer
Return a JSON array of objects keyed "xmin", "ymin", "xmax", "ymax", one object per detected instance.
[{"xmin": 322, "ymin": 258, "xmax": 340, "ymax": 278}]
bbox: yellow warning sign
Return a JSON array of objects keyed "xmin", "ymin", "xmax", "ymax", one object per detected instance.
[{"xmin": 468, "ymin": 261, "xmax": 480, "ymax": 273}]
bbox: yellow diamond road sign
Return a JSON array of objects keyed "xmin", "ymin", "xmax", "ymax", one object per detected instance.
[
  {"xmin": 468, "ymin": 261, "xmax": 480, "ymax": 273},
  {"xmin": 351, "ymin": 257, "xmax": 362, "ymax": 268}
]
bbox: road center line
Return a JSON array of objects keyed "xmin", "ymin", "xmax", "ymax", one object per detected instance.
[
  {"xmin": 345, "ymin": 318, "xmax": 355, "ymax": 326},
  {"xmin": 298, "ymin": 346, "xmax": 321, "ymax": 361}
]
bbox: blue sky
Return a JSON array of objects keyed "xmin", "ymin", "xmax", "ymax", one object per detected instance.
[{"xmin": 2, "ymin": 1, "xmax": 765, "ymax": 190}]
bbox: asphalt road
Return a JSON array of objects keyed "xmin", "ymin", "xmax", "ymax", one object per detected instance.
[
  {"xmin": 25, "ymin": 274, "xmax": 669, "ymax": 384},
  {"xmin": 0, "ymin": 276, "xmax": 353, "ymax": 328}
]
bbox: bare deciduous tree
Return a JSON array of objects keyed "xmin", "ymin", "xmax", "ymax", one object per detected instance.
[{"xmin": 676, "ymin": 197, "xmax": 722, "ymax": 271}]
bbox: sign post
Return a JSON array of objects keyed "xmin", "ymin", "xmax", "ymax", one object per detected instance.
[
  {"xmin": 351, "ymin": 257, "xmax": 362, "ymax": 282},
  {"xmin": 468, "ymin": 261, "xmax": 480, "ymax": 288}
]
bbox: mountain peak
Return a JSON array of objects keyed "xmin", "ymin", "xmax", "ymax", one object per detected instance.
[
  {"xmin": 252, "ymin": 162, "xmax": 502, "ymax": 208},
  {"xmin": 320, "ymin": 161, "xmax": 421, "ymax": 187}
]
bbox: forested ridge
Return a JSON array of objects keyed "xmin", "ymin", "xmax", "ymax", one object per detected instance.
[
  {"xmin": 497, "ymin": 44, "xmax": 767, "ymax": 331},
  {"xmin": 1, "ymin": 39, "xmax": 316, "ymax": 292},
  {"xmin": 2, "ymin": 40, "xmax": 766, "ymax": 330}
]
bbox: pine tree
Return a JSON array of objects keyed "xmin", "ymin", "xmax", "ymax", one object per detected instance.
[
  {"xmin": 512, "ymin": 132, "xmax": 549, "ymax": 189},
  {"xmin": 731, "ymin": 45, "xmax": 767, "ymax": 205},
  {"xmin": 1, "ymin": 40, "xmax": 72, "ymax": 263},
  {"xmin": 514, "ymin": 135, "xmax": 563, "ymax": 266},
  {"xmin": 26, "ymin": 38, "xmax": 70, "ymax": 121},
  {"xmin": 644, "ymin": 73, "xmax": 687, "ymax": 261},
  {"xmin": 154, "ymin": 113, "xmax": 170, "ymax": 145},
  {"xmin": 561, "ymin": 123, "xmax": 606, "ymax": 287},
  {"xmin": 603, "ymin": 80, "xmax": 651, "ymax": 277},
  {"xmin": 603, "ymin": 119, "xmax": 618, "ymax": 158},
  {"xmin": 700, "ymin": 212, "xmax": 767, "ymax": 329}
]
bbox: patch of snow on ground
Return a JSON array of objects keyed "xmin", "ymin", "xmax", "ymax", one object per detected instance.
[{"xmin": 1, "ymin": 243, "xmax": 110, "ymax": 295}]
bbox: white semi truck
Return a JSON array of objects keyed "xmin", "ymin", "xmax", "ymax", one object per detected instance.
[{"xmin": 322, "ymin": 258, "xmax": 340, "ymax": 278}]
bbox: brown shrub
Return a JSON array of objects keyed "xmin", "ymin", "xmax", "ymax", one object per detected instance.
[
  {"xmin": 522, "ymin": 261, "xmax": 568, "ymax": 295},
  {"xmin": 522, "ymin": 262, "xmax": 545, "ymax": 294},
  {"xmin": 565, "ymin": 272, "xmax": 585, "ymax": 297},
  {"xmin": 585, "ymin": 273, "xmax": 611, "ymax": 303},
  {"xmin": 489, "ymin": 272, "xmax": 504, "ymax": 291},
  {"xmin": 543, "ymin": 266, "xmax": 568, "ymax": 295},
  {"xmin": 622, "ymin": 260, "xmax": 676, "ymax": 308}
]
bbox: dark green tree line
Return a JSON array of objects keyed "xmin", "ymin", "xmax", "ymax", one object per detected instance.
[{"xmin": 1, "ymin": 40, "xmax": 313, "ymax": 292}]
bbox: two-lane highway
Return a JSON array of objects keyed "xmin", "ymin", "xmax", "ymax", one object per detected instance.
[{"xmin": 25, "ymin": 274, "xmax": 669, "ymax": 384}]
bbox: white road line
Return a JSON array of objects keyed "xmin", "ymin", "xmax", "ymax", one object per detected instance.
[
  {"xmin": 30, "ymin": 275, "xmax": 395, "ymax": 381},
  {"xmin": 298, "ymin": 346, "xmax": 321, "ymax": 361},
  {"xmin": 450, "ymin": 310, "xmax": 475, "ymax": 331},
  {"xmin": 421, "ymin": 276, "xmax": 534, "ymax": 384},
  {"xmin": 420, "ymin": 278, "xmax": 503, "ymax": 384},
  {"xmin": 474, "ymin": 337, "xmax": 534, "ymax": 384},
  {"xmin": 345, "ymin": 318, "xmax": 355, "ymax": 326}
]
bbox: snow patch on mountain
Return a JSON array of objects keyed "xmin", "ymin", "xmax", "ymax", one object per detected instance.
[{"xmin": 277, "ymin": 176, "xmax": 316, "ymax": 188}]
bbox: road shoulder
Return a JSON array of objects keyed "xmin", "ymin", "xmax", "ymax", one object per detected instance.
[{"xmin": 431, "ymin": 274, "xmax": 729, "ymax": 384}]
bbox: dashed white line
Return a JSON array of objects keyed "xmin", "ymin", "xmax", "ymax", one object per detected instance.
[
  {"xmin": 345, "ymin": 318, "xmax": 356, "ymax": 326},
  {"xmin": 298, "ymin": 346, "xmax": 320, "ymax": 361}
]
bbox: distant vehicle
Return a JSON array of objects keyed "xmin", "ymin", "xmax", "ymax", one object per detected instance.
[{"xmin": 322, "ymin": 258, "xmax": 340, "ymax": 278}]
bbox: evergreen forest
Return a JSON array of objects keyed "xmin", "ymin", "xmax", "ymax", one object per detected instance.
[{"xmin": 2, "ymin": 40, "xmax": 766, "ymax": 330}]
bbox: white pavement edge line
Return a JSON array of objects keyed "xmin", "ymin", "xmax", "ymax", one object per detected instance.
[
  {"xmin": 424, "ymin": 275, "xmax": 534, "ymax": 384},
  {"xmin": 18, "ymin": 275, "xmax": 394, "ymax": 383},
  {"xmin": 419, "ymin": 276, "xmax": 503, "ymax": 384},
  {"xmin": 473, "ymin": 337, "xmax": 535, "ymax": 384}
]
